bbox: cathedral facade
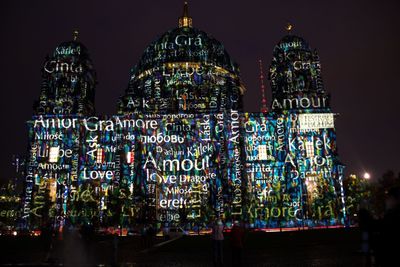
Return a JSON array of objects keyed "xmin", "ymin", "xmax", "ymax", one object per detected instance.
[{"xmin": 22, "ymin": 4, "xmax": 346, "ymax": 230}]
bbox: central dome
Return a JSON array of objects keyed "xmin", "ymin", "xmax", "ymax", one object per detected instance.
[
  {"xmin": 134, "ymin": 26, "xmax": 239, "ymax": 76},
  {"xmin": 117, "ymin": 3, "xmax": 244, "ymax": 114}
]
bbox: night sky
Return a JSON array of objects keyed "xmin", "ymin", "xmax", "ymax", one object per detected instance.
[{"xmin": 1, "ymin": 0, "xmax": 399, "ymax": 182}]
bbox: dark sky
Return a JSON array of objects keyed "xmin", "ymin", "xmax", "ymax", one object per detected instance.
[{"xmin": 0, "ymin": 0, "xmax": 399, "ymax": 182}]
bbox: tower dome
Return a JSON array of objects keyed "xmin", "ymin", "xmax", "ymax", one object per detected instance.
[
  {"xmin": 118, "ymin": 2, "xmax": 244, "ymax": 114},
  {"xmin": 268, "ymin": 29, "xmax": 329, "ymax": 111},
  {"xmin": 34, "ymin": 31, "xmax": 97, "ymax": 116}
]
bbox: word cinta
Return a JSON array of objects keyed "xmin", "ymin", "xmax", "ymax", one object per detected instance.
[{"xmin": 44, "ymin": 60, "xmax": 83, "ymax": 73}]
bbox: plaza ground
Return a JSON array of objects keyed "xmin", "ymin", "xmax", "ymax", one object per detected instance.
[{"xmin": 0, "ymin": 227, "xmax": 366, "ymax": 266}]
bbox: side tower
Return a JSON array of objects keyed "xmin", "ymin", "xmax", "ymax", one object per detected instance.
[
  {"xmin": 23, "ymin": 33, "xmax": 98, "ymax": 228},
  {"xmin": 269, "ymin": 29, "xmax": 327, "ymax": 111},
  {"xmin": 267, "ymin": 27, "xmax": 346, "ymax": 227},
  {"xmin": 241, "ymin": 26, "xmax": 345, "ymax": 228},
  {"xmin": 33, "ymin": 31, "xmax": 96, "ymax": 116}
]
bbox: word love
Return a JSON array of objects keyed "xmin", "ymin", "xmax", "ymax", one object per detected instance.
[{"xmin": 82, "ymin": 168, "xmax": 114, "ymax": 180}]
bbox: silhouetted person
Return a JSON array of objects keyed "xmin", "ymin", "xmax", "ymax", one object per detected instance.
[
  {"xmin": 376, "ymin": 186, "xmax": 400, "ymax": 266},
  {"xmin": 163, "ymin": 222, "xmax": 170, "ymax": 241},
  {"xmin": 230, "ymin": 221, "xmax": 245, "ymax": 267},
  {"xmin": 140, "ymin": 224, "xmax": 147, "ymax": 249},
  {"xmin": 80, "ymin": 222, "xmax": 94, "ymax": 263},
  {"xmin": 41, "ymin": 222, "xmax": 53, "ymax": 263},
  {"xmin": 211, "ymin": 218, "xmax": 224, "ymax": 267},
  {"xmin": 147, "ymin": 224, "xmax": 155, "ymax": 248},
  {"xmin": 112, "ymin": 231, "xmax": 119, "ymax": 266},
  {"xmin": 358, "ymin": 208, "xmax": 373, "ymax": 265},
  {"xmin": 63, "ymin": 223, "xmax": 87, "ymax": 266}
]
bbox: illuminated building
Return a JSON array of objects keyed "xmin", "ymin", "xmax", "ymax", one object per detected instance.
[{"xmin": 22, "ymin": 3, "xmax": 345, "ymax": 230}]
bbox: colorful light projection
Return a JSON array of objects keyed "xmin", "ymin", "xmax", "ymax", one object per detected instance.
[
  {"xmin": 138, "ymin": 114, "xmax": 221, "ymax": 223},
  {"xmin": 0, "ymin": 182, "xmax": 21, "ymax": 227},
  {"xmin": 23, "ymin": 110, "xmax": 344, "ymax": 229},
  {"xmin": 19, "ymin": 6, "xmax": 345, "ymax": 231},
  {"xmin": 33, "ymin": 36, "xmax": 96, "ymax": 116},
  {"xmin": 25, "ymin": 113, "xmax": 240, "ymax": 228},
  {"xmin": 25, "ymin": 117, "xmax": 81, "ymax": 227},
  {"xmin": 118, "ymin": 27, "xmax": 244, "ymax": 114},
  {"xmin": 242, "ymin": 112, "xmax": 343, "ymax": 228},
  {"xmin": 269, "ymin": 35, "xmax": 328, "ymax": 111}
]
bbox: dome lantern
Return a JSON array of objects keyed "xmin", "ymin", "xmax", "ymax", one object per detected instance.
[
  {"xmin": 178, "ymin": 1, "xmax": 192, "ymax": 28},
  {"xmin": 286, "ymin": 22, "xmax": 293, "ymax": 34}
]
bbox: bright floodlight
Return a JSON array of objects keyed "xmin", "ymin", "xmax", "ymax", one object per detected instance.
[{"xmin": 363, "ymin": 172, "xmax": 371, "ymax": 179}]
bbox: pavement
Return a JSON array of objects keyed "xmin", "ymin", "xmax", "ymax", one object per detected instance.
[{"xmin": 0, "ymin": 227, "xmax": 366, "ymax": 266}]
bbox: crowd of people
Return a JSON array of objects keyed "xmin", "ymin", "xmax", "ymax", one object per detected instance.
[
  {"xmin": 38, "ymin": 218, "xmax": 248, "ymax": 266},
  {"xmin": 40, "ymin": 220, "xmax": 97, "ymax": 265},
  {"xmin": 211, "ymin": 218, "xmax": 246, "ymax": 267}
]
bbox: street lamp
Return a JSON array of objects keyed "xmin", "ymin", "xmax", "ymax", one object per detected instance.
[{"xmin": 363, "ymin": 172, "xmax": 371, "ymax": 180}]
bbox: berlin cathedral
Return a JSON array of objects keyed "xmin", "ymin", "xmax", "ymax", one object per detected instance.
[{"xmin": 22, "ymin": 3, "xmax": 346, "ymax": 231}]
